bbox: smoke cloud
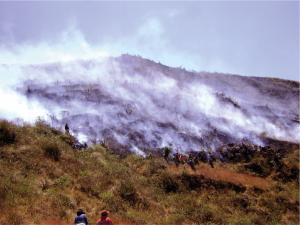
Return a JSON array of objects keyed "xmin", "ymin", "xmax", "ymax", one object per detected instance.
[{"xmin": 0, "ymin": 26, "xmax": 299, "ymax": 155}]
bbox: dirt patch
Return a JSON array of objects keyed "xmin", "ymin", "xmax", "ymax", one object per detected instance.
[{"xmin": 169, "ymin": 164, "xmax": 271, "ymax": 190}]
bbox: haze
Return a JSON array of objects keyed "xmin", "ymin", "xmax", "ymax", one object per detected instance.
[{"xmin": 0, "ymin": 1, "xmax": 299, "ymax": 81}]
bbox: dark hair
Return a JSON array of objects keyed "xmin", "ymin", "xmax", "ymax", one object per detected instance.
[
  {"xmin": 101, "ymin": 210, "xmax": 109, "ymax": 217},
  {"xmin": 77, "ymin": 209, "xmax": 84, "ymax": 216}
]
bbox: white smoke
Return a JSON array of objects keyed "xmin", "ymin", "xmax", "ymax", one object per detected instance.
[
  {"xmin": 0, "ymin": 27, "xmax": 299, "ymax": 154},
  {"xmin": 0, "ymin": 66, "xmax": 48, "ymax": 122}
]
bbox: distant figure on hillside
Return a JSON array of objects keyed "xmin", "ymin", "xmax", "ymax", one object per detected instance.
[
  {"xmin": 187, "ymin": 153, "xmax": 196, "ymax": 170},
  {"xmin": 96, "ymin": 210, "xmax": 113, "ymax": 225},
  {"xmin": 26, "ymin": 87, "xmax": 32, "ymax": 94},
  {"xmin": 197, "ymin": 150, "xmax": 208, "ymax": 163},
  {"xmin": 174, "ymin": 152, "xmax": 180, "ymax": 167},
  {"xmin": 163, "ymin": 146, "xmax": 172, "ymax": 162},
  {"xmin": 208, "ymin": 152, "xmax": 216, "ymax": 168},
  {"xmin": 65, "ymin": 123, "xmax": 70, "ymax": 134},
  {"xmin": 74, "ymin": 209, "xmax": 88, "ymax": 225}
]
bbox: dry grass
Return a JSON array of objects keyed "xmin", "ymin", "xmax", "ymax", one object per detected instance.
[
  {"xmin": 168, "ymin": 163, "xmax": 271, "ymax": 190},
  {"xmin": 0, "ymin": 120, "xmax": 298, "ymax": 225}
]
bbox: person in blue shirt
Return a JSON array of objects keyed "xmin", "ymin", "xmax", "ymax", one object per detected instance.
[{"xmin": 74, "ymin": 209, "xmax": 88, "ymax": 225}]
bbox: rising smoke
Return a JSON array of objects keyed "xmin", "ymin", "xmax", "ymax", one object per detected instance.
[
  {"xmin": 0, "ymin": 53, "xmax": 299, "ymax": 155},
  {"xmin": 0, "ymin": 27, "xmax": 299, "ymax": 155}
]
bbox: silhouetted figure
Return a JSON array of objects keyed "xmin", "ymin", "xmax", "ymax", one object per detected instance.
[
  {"xmin": 83, "ymin": 142, "xmax": 88, "ymax": 149},
  {"xmin": 208, "ymin": 153, "xmax": 215, "ymax": 168},
  {"xmin": 187, "ymin": 153, "xmax": 196, "ymax": 170},
  {"xmin": 178, "ymin": 154, "xmax": 188, "ymax": 164},
  {"xmin": 174, "ymin": 152, "xmax": 180, "ymax": 167},
  {"xmin": 74, "ymin": 209, "xmax": 88, "ymax": 225},
  {"xmin": 147, "ymin": 153, "xmax": 153, "ymax": 159},
  {"xmin": 100, "ymin": 140, "xmax": 107, "ymax": 148},
  {"xmin": 272, "ymin": 151, "xmax": 283, "ymax": 170},
  {"xmin": 26, "ymin": 87, "xmax": 32, "ymax": 94},
  {"xmin": 65, "ymin": 123, "xmax": 70, "ymax": 134},
  {"xmin": 163, "ymin": 147, "xmax": 172, "ymax": 162},
  {"xmin": 197, "ymin": 150, "xmax": 208, "ymax": 163}
]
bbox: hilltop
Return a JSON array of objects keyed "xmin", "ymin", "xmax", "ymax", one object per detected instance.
[
  {"xmin": 2, "ymin": 54, "xmax": 295, "ymax": 155},
  {"xmin": 0, "ymin": 120, "xmax": 298, "ymax": 225}
]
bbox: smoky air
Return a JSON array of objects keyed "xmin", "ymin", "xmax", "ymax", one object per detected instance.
[{"xmin": 1, "ymin": 54, "xmax": 299, "ymax": 155}]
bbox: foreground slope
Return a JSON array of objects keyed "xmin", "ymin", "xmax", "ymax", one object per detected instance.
[{"xmin": 0, "ymin": 120, "xmax": 299, "ymax": 225}]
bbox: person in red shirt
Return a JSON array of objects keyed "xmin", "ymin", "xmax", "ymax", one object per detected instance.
[{"xmin": 96, "ymin": 210, "xmax": 113, "ymax": 225}]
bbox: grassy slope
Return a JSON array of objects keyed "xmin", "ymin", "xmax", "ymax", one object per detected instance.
[{"xmin": 0, "ymin": 120, "xmax": 299, "ymax": 225}]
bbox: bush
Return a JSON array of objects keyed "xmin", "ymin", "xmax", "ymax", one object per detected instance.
[
  {"xmin": 157, "ymin": 172, "xmax": 179, "ymax": 193},
  {"xmin": 48, "ymin": 195, "xmax": 73, "ymax": 219},
  {"xmin": 118, "ymin": 181, "xmax": 138, "ymax": 205},
  {"xmin": 231, "ymin": 196, "xmax": 249, "ymax": 209},
  {"xmin": 42, "ymin": 140, "xmax": 61, "ymax": 161},
  {"xmin": 78, "ymin": 176, "xmax": 100, "ymax": 198},
  {"xmin": 0, "ymin": 121, "xmax": 16, "ymax": 146},
  {"xmin": 101, "ymin": 191, "xmax": 125, "ymax": 212}
]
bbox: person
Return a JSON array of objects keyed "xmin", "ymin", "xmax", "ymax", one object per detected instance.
[
  {"xmin": 173, "ymin": 152, "xmax": 180, "ymax": 167},
  {"xmin": 187, "ymin": 153, "xmax": 196, "ymax": 170},
  {"xmin": 197, "ymin": 150, "xmax": 208, "ymax": 163},
  {"xmin": 208, "ymin": 153, "xmax": 215, "ymax": 168},
  {"xmin": 65, "ymin": 123, "xmax": 70, "ymax": 134},
  {"xmin": 96, "ymin": 210, "xmax": 113, "ymax": 225},
  {"xmin": 163, "ymin": 146, "xmax": 172, "ymax": 162},
  {"xmin": 27, "ymin": 86, "xmax": 32, "ymax": 94},
  {"xmin": 74, "ymin": 209, "xmax": 88, "ymax": 225}
]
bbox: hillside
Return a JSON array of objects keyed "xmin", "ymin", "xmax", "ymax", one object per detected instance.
[
  {"xmin": 0, "ymin": 120, "xmax": 299, "ymax": 225},
  {"xmin": 1, "ymin": 54, "xmax": 296, "ymax": 155}
]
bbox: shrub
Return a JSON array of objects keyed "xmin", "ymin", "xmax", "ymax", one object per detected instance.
[
  {"xmin": 0, "ymin": 121, "xmax": 16, "ymax": 146},
  {"xmin": 54, "ymin": 175, "xmax": 70, "ymax": 188},
  {"xmin": 118, "ymin": 181, "xmax": 138, "ymax": 205},
  {"xmin": 101, "ymin": 191, "xmax": 125, "ymax": 212},
  {"xmin": 42, "ymin": 140, "xmax": 61, "ymax": 161},
  {"xmin": 57, "ymin": 194, "xmax": 75, "ymax": 209},
  {"xmin": 243, "ymin": 159, "xmax": 272, "ymax": 177},
  {"xmin": 78, "ymin": 176, "xmax": 100, "ymax": 198},
  {"xmin": 49, "ymin": 193, "xmax": 75, "ymax": 219},
  {"xmin": 157, "ymin": 172, "xmax": 179, "ymax": 193},
  {"xmin": 231, "ymin": 196, "xmax": 249, "ymax": 209},
  {"xmin": 180, "ymin": 173, "xmax": 202, "ymax": 191}
]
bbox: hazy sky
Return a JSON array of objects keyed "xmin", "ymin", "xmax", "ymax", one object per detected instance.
[{"xmin": 0, "ymin": 1, "xmax": 299, "ymax": 81}]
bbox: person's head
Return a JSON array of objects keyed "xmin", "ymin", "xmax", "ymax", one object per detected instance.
[
  {"xmin": 77, "ymin": 209, "xmax": 84, "ymax": 216},
  {"xmin": 100, "ymin": 210, "xmax": 109, "ymax": 218}
]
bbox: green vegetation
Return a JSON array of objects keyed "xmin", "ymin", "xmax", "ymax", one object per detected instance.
[{"xmin": 0, "ymin": 120, "xmax": 298, "ymax": 225}]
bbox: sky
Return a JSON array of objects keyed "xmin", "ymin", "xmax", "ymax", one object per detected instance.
[{"xmin": 0, "ymin": 1, "xmax": 299, "ymax": 81}]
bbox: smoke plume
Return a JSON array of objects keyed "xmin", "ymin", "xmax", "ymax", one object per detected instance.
[{"xmin": 0, "ymin": 53, "xmax": 299, "ymax": 155}]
